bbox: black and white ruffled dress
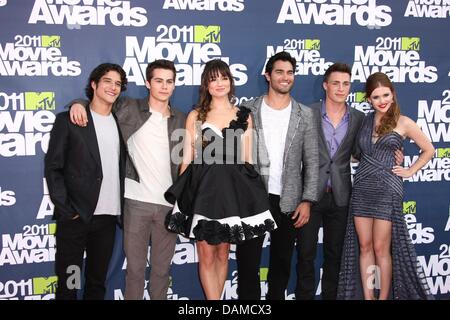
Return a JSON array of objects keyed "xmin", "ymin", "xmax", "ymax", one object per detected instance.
[{"xmin": 164, "ymin": 107, "xmax": 276, "ymax": 245}]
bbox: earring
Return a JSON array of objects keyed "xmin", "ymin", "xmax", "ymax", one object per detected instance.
[{"xmin": 230, "ymin": 95, "xmax": 238, "ymax": 106}]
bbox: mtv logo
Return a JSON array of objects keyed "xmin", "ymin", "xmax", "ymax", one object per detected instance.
[
  {"xmin": 194, "ymin": 25, "xmax": 221, "ymax": 43},
  {"xmin": 33, "ymin": 276, "xmax": 57, "ymax": 295},
  {"xmin": 305, "ymin": 39, "xmax": 320, "ymax": 50},
  {"xmin": 403, "ymin": 201, "xmax": 416, "ymax": 214},
  {"xmin": 437, "ymin": 148, "xmax": 450, "ymax": 158},
  {"xmin": 355, "ymin": 92, "xmax": 366, "ymax": 103},
  {"xmin": 25, "ymin": 92, "xmax": 55, "ymax": 110},
  {"xmin": 48, "ymin": 223, "xmax": 57, "ymax": 235},
  {"xmin": 41, "ymin": 35, "xmax": 61, "ymax": 48},
  {"xmin": 401, "ymin": 37, "xmax": 420, "ymax": 51},
  {"xmin": 259, "ymin": 267, "xmax": 268, "ymax": 281}
]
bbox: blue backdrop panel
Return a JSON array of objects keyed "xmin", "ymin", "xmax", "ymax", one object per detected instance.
[{"xmin": 1, "ymin": 0, "xmax": 449, "ymax": 300}]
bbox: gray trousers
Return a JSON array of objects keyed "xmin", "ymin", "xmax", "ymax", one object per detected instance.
[{"xmin": 123, "ymin": 198, "xmax": 177, "ymax": 300}]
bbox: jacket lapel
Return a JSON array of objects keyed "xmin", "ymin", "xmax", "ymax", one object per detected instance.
[
  {"xmin": 331, "ymin": 104, "xmax": 353, "ymax": 160},
  {"xmin": 252, "ymin": 97, "xmax": 264, "ymax": 129},
  {"xmin": 282, "ymin": 99, "xmax": 301, "ymax": 163},
  {"xmin": 314, "ymin": 103, "xmax": 331, "ymax": 160},
  {"xmin": 83, "ymin": 108, "xmax": 102, "ymax": 166},
  {"xmin": 245, "ymin": 96, "xmax": 269, "ymax": 170}
]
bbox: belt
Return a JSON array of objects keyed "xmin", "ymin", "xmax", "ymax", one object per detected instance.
[{"xmin": 325, "ymin": 186, "xmax": 333, "ymax": 193}]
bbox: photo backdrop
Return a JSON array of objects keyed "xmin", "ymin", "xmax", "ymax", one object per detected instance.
[{"xmin": 1, "ymin": 0, "xmax": 449, "ymax": 300}]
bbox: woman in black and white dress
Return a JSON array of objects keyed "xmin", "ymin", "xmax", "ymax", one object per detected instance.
[{"xmin": 164, "ymin": 59, "xmax": 276, "ymax": 300}]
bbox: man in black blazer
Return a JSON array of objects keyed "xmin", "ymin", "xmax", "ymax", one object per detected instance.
[
  {"xmin": 45, "ymin": 63, "xmax": 127, "ymax": 300},
  {"xmin": 67, "ymin": 60, "xmax": 186, "ymax": 300},
  {"xmin": 296, "ymin": 63, "xmax": 365, "ymax": 300}
]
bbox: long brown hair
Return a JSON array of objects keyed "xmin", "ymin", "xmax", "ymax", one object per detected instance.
[
  {"xmin": 365, "ymin": 72, "xmax": 400, "ymax": 136},
  {"xmin": 196, "ymin": 59, "xmax": 235, "ymax": 123}
]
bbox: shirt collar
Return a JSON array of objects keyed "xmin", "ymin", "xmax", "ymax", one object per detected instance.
[
  {"xmin": 149, "ymin": 106, "xmax": 171, "ymax": 119},
  {"xmin": 321, "ymin": 100, "xmax": 350, "ymax": 120}
]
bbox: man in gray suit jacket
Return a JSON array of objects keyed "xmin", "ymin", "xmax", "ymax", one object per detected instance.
[
  {"xmin": 295, "ymin": 63, "xmax": 365, "ymax": 300},
  {"xmin": 236, "ymin": 51, "xmax": 319, "ymax": 300}
]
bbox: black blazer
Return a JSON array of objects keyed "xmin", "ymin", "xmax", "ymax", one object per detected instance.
[{"xmin": 44, "ymin": 108, "xmax": 126, "ymax": 224}]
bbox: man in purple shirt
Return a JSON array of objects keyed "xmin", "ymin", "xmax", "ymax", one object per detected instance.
[{"xmin": 295, "ymin": 63, "xmax": 365, "ymax": 300}]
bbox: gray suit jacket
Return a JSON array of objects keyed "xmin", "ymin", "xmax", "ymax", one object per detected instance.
[
  {"xmin": 309, "ymin": 101, "xmax": 365, "ymax": 207},
  {"xmin": 242, "ymin": 96, "xmax": 319, "ymax": 213},
  {"xmin": 72, "ymin": 96, "xmax": 186, "ymax": 183}
]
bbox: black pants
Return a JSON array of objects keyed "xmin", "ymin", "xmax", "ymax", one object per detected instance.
[
  {"xmin": 295, "ymin": 192, "xmax": 348, "ymax": 300},
  {"xmin": 55, "ymin": 215, "xmax": 116, "ymax": 300},
  {"xmin": 236, "ymin": 235, "xmax": 264, "ymax": 299},
  {"xmin": 266, "ymin": 195, "xmax": 298, "ymax": 300},
  {"xmin": 236, "ymin": 194, "xmax": 295, "ymax": 300}
]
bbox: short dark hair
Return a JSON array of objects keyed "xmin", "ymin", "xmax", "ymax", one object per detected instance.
[
  {"xmin": 323, "ymin": 62, "xmax": 352, "ymax": 83},
  {"xmin": 145, "ymin": 59, "xmax": 176, "ymax": 82},
  {"xmin": 85, "ymin": 63, "xmax": 127, "ymax": 101},
  {"xmin": 265, "ymin": 51, "xmax": 296, "ymax": 74}
]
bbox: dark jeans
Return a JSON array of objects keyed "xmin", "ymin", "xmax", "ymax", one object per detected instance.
[
  {"xmin": 236, "ymin": 235, "xmax": 265, "ymax": 300},
  {"xmin": 236, "ymin": 194, "xmax": 296, "ymax": 300},
  {"xmin": 266, "ymin": 194, "xmax": 298, "ymax": 300},
  {"xmin": 55, "ymin": 215, "xmax": 116, "ymax": 300},
  {"xmin": 295, "ymin": 192, "xmax": 348, "ymax": 300}
]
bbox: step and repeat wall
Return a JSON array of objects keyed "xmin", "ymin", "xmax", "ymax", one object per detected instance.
[{"xmin": 1, "ymin": 0, "xmax": 449, "ymax": 300}]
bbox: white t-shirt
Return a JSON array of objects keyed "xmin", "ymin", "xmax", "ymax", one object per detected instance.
[
  {"xmin": 260, "ymin": 99, "xmax": 292, "ymax": 195},
  {"xmin": 125, "ymin": 108, "xmax": 172, "ymax": 207},
  {"xmin": 91, "ymin": 110, "xmax": 121, "ymax": 216}
]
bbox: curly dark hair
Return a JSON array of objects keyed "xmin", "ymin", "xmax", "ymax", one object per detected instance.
[
  {"xmin": 195, "ymin": 59, "xmax": 235, "ymax": 123},
  {"xmin": 85, "ymin": 63, "xmax": 127, "ymax": 101},
  {"xmin": 365, "ymin": 72, "xmax": 400, "ymax": 136}
]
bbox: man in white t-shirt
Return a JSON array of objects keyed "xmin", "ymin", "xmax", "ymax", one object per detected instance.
[
  {"xmin": 45, "ymin": 63, "xmax": 127, "ymax": 299},
  {"xmin": 236, "ymin": 52, "xmax": 319, "ymax": 300},
  {"xmin": 69, "ymin": 60, "xmax": 186, "ymax": 300}
]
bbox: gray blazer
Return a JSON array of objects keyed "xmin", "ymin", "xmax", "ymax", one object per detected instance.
[
  {"xmin": 72, "ymin": 96, "xmax": 186, "ymax": 183},
  {"xmin": 309, "ymin": 101, "xmax": 364, "ymax": 207},
  {"xmin": 242, "ymin": 96, "xmax": 319, "ymax": 213}
]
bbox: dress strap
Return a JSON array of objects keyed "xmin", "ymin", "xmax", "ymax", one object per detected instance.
[{"xmin": 229, "ymin": 106, "xmax": 251, "ymax": 131}]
